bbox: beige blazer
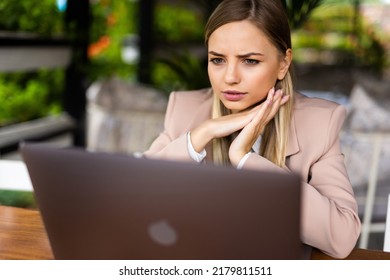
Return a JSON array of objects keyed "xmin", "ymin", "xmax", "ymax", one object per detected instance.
[{"xmin": 144, "ymin": 88, "xmax": 361, "ymax": 259}]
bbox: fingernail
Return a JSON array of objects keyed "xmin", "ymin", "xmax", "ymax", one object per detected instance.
[
  {"xmin": 267, "ymin": 87, "xmax": 275, "ymax": 104},
  {"xmin": 267, "ymin": 95, "xmax": 273, "ymax": 105}
]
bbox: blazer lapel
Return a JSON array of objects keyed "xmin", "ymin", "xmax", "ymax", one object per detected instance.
[{"xmin": 286, "ymin": 113, "xmax": 300, "ymax": 157}]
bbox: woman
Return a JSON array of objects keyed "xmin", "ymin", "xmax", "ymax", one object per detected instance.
[{"xmin": 144, "ymin": 0, "xmax": 361, "ymax": 259}]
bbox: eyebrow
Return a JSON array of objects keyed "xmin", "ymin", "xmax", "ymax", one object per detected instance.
[{"xmin": 208, "ymin": 51, "xmax": 265, "ymax": 58}]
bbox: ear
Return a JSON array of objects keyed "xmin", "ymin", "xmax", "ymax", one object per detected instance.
[{"xmin": 277, "ymin": 49, "xmax": 292, "ymax": 80}]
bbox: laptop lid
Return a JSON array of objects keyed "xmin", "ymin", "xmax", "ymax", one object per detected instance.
[{"xmin": 20, "ymin": 142, "xmax": 303, "ymax": 260}]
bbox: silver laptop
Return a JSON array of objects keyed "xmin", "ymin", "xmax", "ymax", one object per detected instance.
[{"xmin": 20, "ymin": 142, "xmax": 305, "ymax": 260}]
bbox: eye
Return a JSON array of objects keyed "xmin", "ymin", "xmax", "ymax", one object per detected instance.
[
  {"xmin": 244, "ymin": 59, "xmax": 259, "ymax": 65},
  {"xmin": 209, "ymin": 57, "xmax": 225, "ymax": 65}
]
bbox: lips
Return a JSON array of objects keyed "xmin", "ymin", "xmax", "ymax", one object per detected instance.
[{"xmin": 222, "ymin": 90, "xmax": 247, "ymax": 102}]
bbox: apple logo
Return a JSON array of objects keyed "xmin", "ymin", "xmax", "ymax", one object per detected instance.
[{"xmin": 148, "ymin": 219, "xmax": 178, "ymax": 246}]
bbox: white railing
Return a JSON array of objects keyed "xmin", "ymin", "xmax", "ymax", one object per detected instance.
[{"xmin": 342, "ymin": 132, "xmax": 390, "ymax": 249}]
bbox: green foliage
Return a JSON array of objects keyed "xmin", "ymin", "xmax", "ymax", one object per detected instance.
[
  {"xmin": 0, "ymin": 190, "xmax": 36, "ymax": 208},
  {"xmin": 90, "ymin": 2, "xmax": 111, "ymax": 44},
  {"xmin": 0, "ymin": 0, "xmax": 65, "ymax": 126},
  {"xmin": 88, "ymin": 0, "xmax": 138, "ymax": 81},
  {"xmin": 357, "ymin": 27, "xmax": 387, "ymax": 72},
  {"xmin": 292, "ymin": 3, "xmax": 386, "ymax": 72},
  {"xmin": 0, "ymin": 0, "xmax": 64, "ymax": 36},
  {"xmin": 283, "ymin": 0, "xmax": 325, "ymax": 30},
  {"xmin": 154, "ymin": 4, "xmax": 204, "ymax": 43},
  {"xmin": 0, "ymin": 70, "xmax": 64, "ymax": 127},
  {"xmin": 151, "ymin": 4, "xmax": 207, "ymax": 93},
  {"xmin": 153, "ymin": 50, "xmax": 210, "ymax": 92}
]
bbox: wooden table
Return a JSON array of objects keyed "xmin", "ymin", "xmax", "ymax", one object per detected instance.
[
  {"xmin": 0, "ymin": 205, "xmax": 53, "ymax": 259},
  {"xmin": 1, "ymin": 205, "xmax": 390, "ymax": 260}
]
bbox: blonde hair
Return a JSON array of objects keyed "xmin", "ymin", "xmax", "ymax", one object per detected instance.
[{"xmin": 206, "ymin": 0, "xmax": 295, "ymax": 167}]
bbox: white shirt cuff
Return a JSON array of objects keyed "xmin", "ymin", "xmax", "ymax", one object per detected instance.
[
  {"xmin": 187, "ymin": 132, "xmax": 206, "ymax": 163},
  {"xmin": 236, "ymin": 152, "xmax": 252, "ymax": 169}
]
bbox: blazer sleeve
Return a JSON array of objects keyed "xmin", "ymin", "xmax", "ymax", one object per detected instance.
[
  {"xmin": 142, "ymin": 92, "xmax": 194, "ymax": 162},
  {"xmin": 241, "ymin": 105, "xmax": 361, "ymax": 259}
]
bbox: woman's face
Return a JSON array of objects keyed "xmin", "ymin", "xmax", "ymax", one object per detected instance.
[{"xmin": 208, "ymin": 20, "xmax": 290, "ymax": 113}]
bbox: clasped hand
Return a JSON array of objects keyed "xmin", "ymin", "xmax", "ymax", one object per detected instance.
[{"xmin": 190, "ymin": 87, "xmax": 289, "ymax": 167}]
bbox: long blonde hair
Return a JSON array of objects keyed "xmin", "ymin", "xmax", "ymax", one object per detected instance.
[{"xmin": 206, "ymin": 0, "xmax": 295, "ymax": 167}]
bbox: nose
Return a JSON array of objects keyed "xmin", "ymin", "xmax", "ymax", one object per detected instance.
[{"xmin": 224, "ymin": 63, "xmax": 240, "ymax": 85}]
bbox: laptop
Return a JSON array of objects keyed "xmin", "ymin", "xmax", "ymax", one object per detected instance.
[{"xmin": 20, "ymin": 142, "xmax": 305, "ymax": 260}]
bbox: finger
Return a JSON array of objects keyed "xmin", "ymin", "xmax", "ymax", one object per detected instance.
[
  {"xmin": 249, "ymin": 87, "xmax": 275, "ymax": 112},
  {"xmin": 251, "ymin": 88, "xmax": 281, "ymax": 123},
  {"xmin": 265, "ymin": 87, "xmax": 275, "ymax": 107},
  {"xmin": 236, "ymin": 88, "xmax": 284, "ymax": 138},
  {"xmin": 280, "ymin": 92, "xmax": 290, "ymax": 105},
  {"xmin": 265, "ymin": 89, "xmax": 285, "ymax": 120},
  {"xmin": 212, "ymin": 111, "xmax": 257, "ymax": 137}
]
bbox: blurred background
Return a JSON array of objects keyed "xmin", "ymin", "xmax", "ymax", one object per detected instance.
[{"xmin": 0, "ymin": 0, "xmax": 389, "ymax": 250}]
